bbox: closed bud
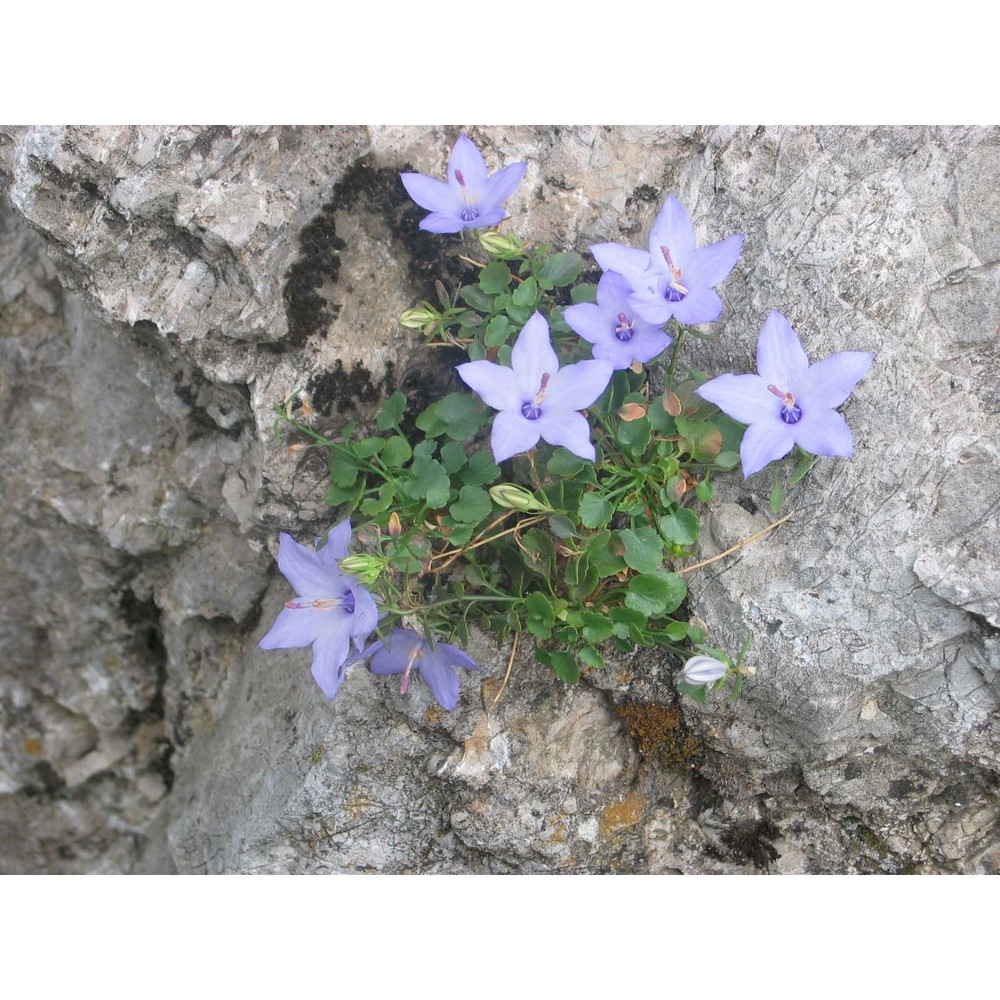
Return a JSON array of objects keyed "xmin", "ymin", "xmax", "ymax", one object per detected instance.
[
  {"xmin": 489, "ymin": 483, "xmax": 554, "ymax": 513},
  {"xmin": 682, "ymin": 655, "xmax": 729, "ymax": 686},
  {"xmin": 338, "ymin": 554, "xmax": 388, "ymax": 584},
  {"xmin": 399, "ymin": 306, "xmax": 437, "ymax": 330},
  {"xmin": 478, "ymin": 230, "xmax": 522, "ymax": 256},
  {"xmin": 387, "ymin": 511, "xmax": 402, "ymax": 536}
]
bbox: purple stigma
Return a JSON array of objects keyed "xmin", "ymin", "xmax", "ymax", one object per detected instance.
[
  {"xmin": 454, "ymin": 169, "xmax": 466, "ymax": 188},
  {"xmin": 767, "ymin": 384, "xmax": 803, "ymax": 425}
]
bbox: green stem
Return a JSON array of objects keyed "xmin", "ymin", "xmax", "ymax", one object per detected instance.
[{"xmin": 665, "ymin": 323, "xmax": 686, "ymax": 389}]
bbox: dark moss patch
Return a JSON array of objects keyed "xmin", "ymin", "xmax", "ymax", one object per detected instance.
[
  {"xmin": 721, "ymin": 818, "xmax": 780, "ymax": 870},
  {"xmin": 306, "ymin": 358, "xmax": 397, "ymax": 417},
  {"xmin": 627, "ymin": 183, "xmax": 661, "ymax": 205},
  {"xmin": 280, "ymin": 154, "xmax": 480, "ymax": 352},
  {"xmin": 736, "ymin": 496, "xmax": 758, "ymax": 515}
]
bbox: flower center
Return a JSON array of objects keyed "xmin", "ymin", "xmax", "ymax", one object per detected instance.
[
  {"xmin": 521, "ymin": 372, "xmax": 550, "ymax": 420},
  {"xmin": 767, "ymin": 384, "xmax": 803, "ymax": 425},
  {"xmin": 660, "ymin": 245, "xmax": 689, "ymax": 301},
  {"xmin": 284, "ymin": 587, "xmax": 355, "ymax": 614},
  {"xmin": 614, "ymin": 312, "xmax": 635, "ymax": 342},
  {"xmin": 454, "ymin": 168, "xmax": 480, "ymax": 222}
]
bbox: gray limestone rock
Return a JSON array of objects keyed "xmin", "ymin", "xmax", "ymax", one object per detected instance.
[{"xmin": 2, "ymin": 125, "xmax": 998, "ymax": 874}]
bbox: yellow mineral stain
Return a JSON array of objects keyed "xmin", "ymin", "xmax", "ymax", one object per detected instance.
[
  {"xmin": 23, "ymin": 737, "xmax": 41, "ymax": 756},
  {"xmin": 599, "ymin": 790, "xmax": 647, "ymax": 836},
  {"xmin": 345, "ymin": 792, "xmax": 376, "ymax": 821}
]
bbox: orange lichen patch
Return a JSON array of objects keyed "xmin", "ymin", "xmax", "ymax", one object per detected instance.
[
  {"xmin": 23, "ymin": 737, "xmax": 42, "ymax": 757},
  {"xmin": 423, "ymin": 705, "xmax": 446, "ymax": 726},
  {"xmin": 599, "ymin": 791, "xmax": 647, "ymax": 836},
  {"xmin": 617, "ymin": 702, "xmax": 699, "ymax": 768},
  {"xmin": 463, "ymin": 717, "xmax": 491, "ymax": 756},
  {"xmin": 547, "ymin": 815, "xmax": 568, "ymax": 844},
  {"xmin": 345, "ymin": 792, "xmax": 377, "ymax": 821}
]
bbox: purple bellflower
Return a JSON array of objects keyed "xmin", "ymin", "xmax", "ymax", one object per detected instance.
[
  {"xmin": 563, "ymin": 270, "xmax": 672, "ymax": 369},
  {"xmin": 456, "ymin": 312, "xmax": 614, "ymax": 463},
  {"xmin": 590, "ymin": 195, "xmax": 743, "ymax": 326},
  {"xmin": 259, "ymin": 520, "xmax": 379, "ymax": 699},
  {"xmin": 366, "ymin": 628, "xmax": 482, "ymax": 712},
  {"xmin": 400, "ymin": 134, "xmax": 527, "ymax": 234},
  {"xmin": 695, "ymin": 310, "xmax": 875, "ymax": 478}
]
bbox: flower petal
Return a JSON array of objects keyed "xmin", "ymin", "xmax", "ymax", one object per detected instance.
[
  {"xmin": 590, "ymin": 243, "xmax": 653, "ymax": 287},
  {"xmin": 482, "ymin": 161, "xmax": 526, "ymax": 209},
  {"xmin": 756, "ymin": 310, "xmax": 809, "ymax": 388},
  {"xmin": 696, "ymin": 373, "xmax": 777, "ymax": 425},
  {"xmin": 538, "ymin": 410, "xmax": 596, "ymax": 461},
  {"xmin": 511, "ymin": 313, "xmax": 560, "ymax": 390},
  {"xmin": 627, "ymin": 286, "xmax": 674, "ymax": 325},
  {"xmin": 259, "ymin": 605, "xmax": 324, "ymax": 649},
  {"xmin": 544, "ymin": 359, "xmax": 614, "ymax": 412},
  {"xmin": 369, "ymin": 629, "xmax": 418, "ymax": 676},
  {"xmin": 739, "ymin": 420, "xmax": 797, "ymax": 478},
  {"xmin": 491, "ymin": 410, "xmax": 541, "ymax": 462},
  {"xmin": 400, "ymin": 172, "xmax": 460, "ymax": 216},
  {"xmin": 276, "ymin": 533, "xmax": 335, "ymax": 598},
  {"xmin": 623, "ymin": 327, "xmax": 672, "ymax": 365},
  {"xmin": 318, "ymin": 519, "xmax": 352, "ymax": 566},
  {"xmin": 448, "ymin": 134, "xmax": 488, "ymax": 195},
  {"xmin": 669, "ymin": 287, "xmax": 724, "ymax": 326},
  {"xmin": 595, "ymin": 269, "xmax": 634, "ymax": 310},
  {"xmin": 310, "ymin": 627, "xmax": 352, "ymax": 699},
  {"xmin": 456, "ymin": 360, "xmax": 522, "ymax": 412},
  {"xmin": 418, "ymin": 212, "xmax": 466, "ymax": 234},
  {"xmin": 684, "ymin": 234, "xmax": 744, "ymax": 288},
  {"xmin": 562, "ymin": 301, "xmax": 609, "ymax": 346},
  {"xmin": 466, "ymin": 205, "xmax": 506, "ymax": 230},
  {"xmin": 349, "ymin": 584, "xmax": 379, "ymax": 646},
  {"xmin": 437, "ymin": 642, "xmax": 483, "ymax": 672},
  {"xmin": 648, "ymin": 195, "xmax": 697, "ymax": 270},
  {"xmin": 418, "ymin": 654, "xmax": 461, "ymax": 711},
  {"xmin": 798, "ymin": 351, "xmax": 875, "ymax": 410},
  {"xmin": 793, "ymin": 410, "xmax": 855, "ymax": 458}
]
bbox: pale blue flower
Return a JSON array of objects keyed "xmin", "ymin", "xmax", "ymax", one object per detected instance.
[
  {"xmin": 367, "ymin": 629, "xmax": 482, "ymax": 712},
  {"xmin": 456, "ymin": 312, "xmax": 613, "ymax": 463},
  {"xmin": 400, "ymin": 134, "xmax": 526, "ymax": 234},
  {"xmin": 695, "ymin": 310, "xmax": 875, "ymax": 478},
  {"xmin": 590, "ymin": 194, "xmax": 743, "ymax": 326},
  {"xmin": 563, "ymin": 270, "xmax": 672, "ymax": 369},
  {"xmin": 259, "ymin": 520, "xmax": 379, "ymax": 699}
]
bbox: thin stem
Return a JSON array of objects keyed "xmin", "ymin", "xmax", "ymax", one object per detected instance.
[
  {"xmin": 427, "ymin": 514, "xmax": 549, "ymax": 572},
  {"xmin": 486, "ymin": 631, "xmax": 520, "ymax": 713},
  {"xmin": 665, "ymin": 323, "xmax": 686, "ymax": 389},
  {"xmin": 678, "ymin": 510, "xmax": 795, "ymax": 575}
]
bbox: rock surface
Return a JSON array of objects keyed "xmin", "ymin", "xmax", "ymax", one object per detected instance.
[{"xmin": 1, "ymin": 125, "xmax": 997, "ymax": 873}]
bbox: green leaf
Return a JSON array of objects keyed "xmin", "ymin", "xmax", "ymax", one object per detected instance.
[
  {"xmin": 578, "ymin": 492, "xmax": 613, "ymax": 530},
  {"xmin": 407, "ymin": 454, "xmax": 451, "ymax": 508},
  {"xmin": 439, "ymin": 440, "xmax": 468, "ymax": 474},
  {"xmin": 539, "ymin": 252, "xmax": 584, "ymax": 287},
  {"xmin": 586, "ymin": 530, "xmax": 627, "ymax": 578},
  {"xmin": 520, "ymin": 528, "xmax": 556, "ymax": 578},
  {"xmin": 658, "ymin": 508, "xmax": 700, "ymax": 546},
  {"xmin": 329, "ymin": 454, "xmax": 361, "ymax": 489},
  {"xmin": 479, "ymin": 261, "xmax": 512, "ymax": 295},
  {"xmin": 548, "ymin": 650, "xmax": 580, "ymax": 684},
  {"xmin": 770, "ymin": 476, "xmax": 784, "ymax": 515},
  {"xmin": 580, "ymin": 612, "xmax": 614, "ymax": 644},
  {"xmin": 624, "ymin": 572, "xmax": 687, "ymax": 617},
  {"xmin": 618, "ymin": 527, "xmax": 664, "ymax": 575},
  {"xmin": 695, "ymin": 478, "xmax": 715, "ymax": 502},
  {"xmin": 325, "ymin": 480, "xmax": 364, "ymax": 508},
  {"xmin": 353, "ymin": 436, "xmax": 384, "ymax": 458},
  {"xmin": 677, "ymin": 680, "xmax": 708, "ymax": 702},
  {"xmin": 789, "ymin": 451, "xmax": 816, "ymax": 485},
  {"xmin": 524, "ymin": 592, "xmax": 555, "ymax": 638},
  {"xmin": 547, "ymin": 515, "xmax": 578, "ymax": 539},
  {"xmin": 565, "ymin": 555, "xmax": 599, "ymax": 600},
  {"xmin": 435, "ymin": 393, "xmax": 487, "ymax": 440},
  {"xmin": 484, "ymin": 315, "xmax": 511, "ymax": 347},
  {"xmin": 570, "ymin": 283, "xmax": 598, "ymax": 304},
  {"xmin": 381, "ymin": 435, "xmax": 412, "ymax": 467},
  {"xmin": 578, "ymin": 645, "xmax": 605, "ymax": 669},
  {"xmin": 512, "ymin": 276, "xmax": 538, "ymax": 307},
  {"xmin": 616, "ymin": 416, "xmax": 652, "ymax": 457},
  {"xmin": 376, "ymin": 391, "xmax": 407, "ymax": 431},
  {"xmin": 450, "ymin": 484, "xmax": 492, "ymax": 523},
  {"xmin": 714, "ymin": 450, "xmax": 741, "ymax": 472},
  {"xmin": 460, "ymin": 285, "xmax": 494, "ymax": 311},
  {"xmin": 360, "ymin": 483, "xmax": 396, "ymax": 515},
  {"xmin": 547, "ymin": 448, "xmax": 587, "ymax": 477},
  {"xmin": 461, "ymin": 451, "xmax": 501, "ymax": 486}
]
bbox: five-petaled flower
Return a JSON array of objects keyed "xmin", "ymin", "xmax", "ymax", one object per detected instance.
[
  {"xmin": 259, "ymin": 520, "xmax": 379, "ymax": 699},
  {"xmin": 456, "ymin": 311, "xmax": 614, "ymax": 463},
  {"xmin": 366, "ymin": 628, "xmax": 482, "ymax": 712},
  {"xmin": 400, "ymin": 133, "xmax": 527, "ymax": 234},
  {"xmin": 695, "ymin": 310, "xmax": 874, "ymax": 478},
  {"xmin": 563, "ymin": 270, "xmax": 672, "ymax": 369},
  {"xmin": 590, "ymin": 195, "xmax": 743, "ymax": 326}
]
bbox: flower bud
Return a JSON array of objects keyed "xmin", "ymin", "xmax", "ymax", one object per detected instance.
[
  {"xmin": 387, "ymin": 511, "xmax": 402, "ymax": 536},
  {"xmin": 339, "ymin": 554, "xmax": 388, "ymax": 584},
  {"xmin": 399, "ymin": 306, "xmax": 437, "ymax": 330},
  {"xmin": 478, "ymin": 230, "xmax": 522, "ymax": 256},
  {"xmin": 489, "ymin": 483, "xmax": 554, "ymax": 513},
  {"xmin": 682, "ymin": 655, "xmax": 729, "ymax": 686}
]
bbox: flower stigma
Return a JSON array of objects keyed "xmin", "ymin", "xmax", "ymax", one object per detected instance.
[
  {"xmin": 614, "ymin": 312, "xmax": 636, "ymax": 342},
  {"xmin": 767, "ymin": 383, "xmax": 803, "ymax": 425},
  {"xmin": 521, "ymin": 372, "xmax": 551, "ymax": 420},
  {"xmin": 453, "ymin": 167, "xmax": 480, "ymax": 223},
  {"xmin": 660, "ymin": 246, "xmax": 689, "ymax": 301},
  {"xmin": 399, "ymin": 645, "xmax": 421, "ymax": 696},
  {"xmin": 284, "ymin": 591, "xmax": 355, "ymax": 613}
]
